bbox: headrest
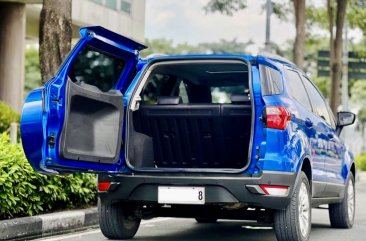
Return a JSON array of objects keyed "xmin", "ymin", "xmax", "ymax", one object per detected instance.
[
  {"xmin": 157, "ymin": 96, "xmax": 183, "ymax": 105},
  {"xmin": 230, "ymin": 95, "xmax": 250, "ymax": 104}
]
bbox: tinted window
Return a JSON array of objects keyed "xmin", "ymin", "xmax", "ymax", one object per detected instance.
[
  {"xmin": 325, "ymin": 101, "xmax": 337, "ymax": 128},
  {"xmin": 260, "ymin": 65, "xmax": 283, "ymax": 95},
  {"xmin": 302, "ymin": 76, "xmax": 333, "ymax": 126},
  {"xmin": 211, "ymin": 85, "xmax": 246, "ymax": 103},
  {"xmin": 285, "ymin": 70, "xmax": 312, "ymax": 112},
  {"xmin": 69, "ymin": 45, "xmax": 125, "ymax": 92},
  {"xmin": 142, "ymin": 74, "xmax": 179, "ymax": 104}
]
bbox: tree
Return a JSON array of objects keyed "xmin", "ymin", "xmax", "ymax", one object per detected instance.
[
  {"xmin": 293, "ymin": 0, "xmax": 306, "ymax": 68},
  {"xmin": 39, "ymin": 0, "xmax": 72, "ymax": 83},
  {"xmin": 141, "ymin": 38, "xmax": 252, "ymax": 57},
  {"xmin": 204, "ymin": 0, "xmax": 247, "ymax": 16},
  {"xmin": 328, "ymin": 0, "xmax": 348, "ymax": 113},
  {"xmin": 199, "ymin": 39, "xmax": 253, "ymax": 54},
  {"xmin": 204, "ymin": 0, "xmax": 306, "ymax": 68},
  {"xmin": 348, "ymin": 0, "xmax": 366, "ymax": 35}
]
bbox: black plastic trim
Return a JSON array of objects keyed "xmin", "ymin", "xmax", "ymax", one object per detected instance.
[
  {"xmin": 59, "ymin": 80, "xmax": 124, "ymax": 164},
  {"xmin": 98, "ymin": 171, "xmax": 297, "ymax": 210}
]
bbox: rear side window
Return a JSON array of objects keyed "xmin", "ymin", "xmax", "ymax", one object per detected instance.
[
  {"xmin": 142, "ymin": 74, "xmax": 180, "ymax": 104},
  {"xmin": 302, "ymin": 76, "xmax": 335, "ymax": 128},
  {"xmin": 211, "ymin": 85, "xmax": 246, "ymax": 104},
  {"xmin": 68, "ymin": 45, "xmax": 125, "ymax": 92},
  {"xmin": 285, "ymin": 70, "xmax": 312, "ymax": 112},
  {"xmin": 260, "ymin": 65, "xmax": 283, "ymax": 95}
]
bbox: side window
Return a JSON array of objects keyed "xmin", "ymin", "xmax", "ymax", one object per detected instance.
[
  {"xmin": 325, "ymin": 102, "xmax": 337, "ymax": 129},
  {"xmin": 69, "ymin": 45, "xmax": 125, "ymax": 92},
  {"xmin": 285, "ymin": 69, "xmax": 312, "ymax": 112},
  {"xmin": 179, "ymin": 81, "xmax": 189, "ymax": 103},
  {"xmin": 302, "ymin": 77, "xmax": 333, "ymax": 127},
  {"xmin": 260, "ymin": 65, "xmax": 283, "ymax": 95},
  {"xmin": 211, "ymin": 85, "xmax": 246, "ymax": 104},
  {"xmin": 142, "ymin": 74, "xmax": 179, "ymax": 104}
]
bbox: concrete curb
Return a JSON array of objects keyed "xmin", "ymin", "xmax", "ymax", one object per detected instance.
[{"xmin": 0, "ymin": 207, "xmax": 98, "ymax": 240}]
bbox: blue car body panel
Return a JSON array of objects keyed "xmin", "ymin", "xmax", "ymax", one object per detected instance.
[{"xmin": 21, "ymin": 27, "xmax": 354, "ymax": 194}]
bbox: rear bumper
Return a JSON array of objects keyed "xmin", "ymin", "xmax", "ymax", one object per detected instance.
[{"xmin": 98, "ymin": 171, "xmax": 298, "ymax": 210}]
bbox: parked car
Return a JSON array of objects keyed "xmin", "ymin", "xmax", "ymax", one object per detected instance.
[{"xmin": 20, "ymin": 26, "xmax": 356, "ymax": 241}]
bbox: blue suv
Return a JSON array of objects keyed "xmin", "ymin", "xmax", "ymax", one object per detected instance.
[{"xmin": 21, "ymin": 27, "xmax": 356, "ymax": 241}]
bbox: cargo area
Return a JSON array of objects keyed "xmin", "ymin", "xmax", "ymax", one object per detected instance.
[{"xmin": 127, "ymin": 59, "xmax": 252, "ymax": 170}]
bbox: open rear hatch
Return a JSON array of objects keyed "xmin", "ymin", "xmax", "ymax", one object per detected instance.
[{"xmin": 21, "ymin": 26, "xmax": 146, "ymax": 174}]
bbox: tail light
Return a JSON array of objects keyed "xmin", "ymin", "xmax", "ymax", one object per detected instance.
[
  {"xmin": 264, "ymin": 106, "xmax": 291, "ymax": 130},
  {"xmin": 98, "ymin": 181, "xmax": 111, "ymax": 192},
  {"xmin": 260, "ymin": 185, "xmax": 289, "ymax": 196}
]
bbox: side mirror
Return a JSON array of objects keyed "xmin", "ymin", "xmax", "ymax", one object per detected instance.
[
  {"xmin": 337, "ymin": 111, "xmax": 356, "ymax": 127},
  {"xmin": 336, "ymin": 111, "xmax": 356, "ymax": 135}
]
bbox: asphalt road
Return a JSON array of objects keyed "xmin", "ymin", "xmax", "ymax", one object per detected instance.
[{"xmin": 35, "ymin": 174, "xmax": 366, "ymax": 241}]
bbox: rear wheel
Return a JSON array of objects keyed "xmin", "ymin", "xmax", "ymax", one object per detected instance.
[
  {"xmin": 98, "ymin": 199, "xmax": 141, "ymax": 239},
  {"xmin": 195, "ymin": 217, "xmax": 217, "ymax": 223},
  {"xmin": 274, "ymin": 172, "xmax": 311, "ymax": 241},
  {"xmin": 329, "ymin": 173, "xmax": 355, "ymax": 228}
]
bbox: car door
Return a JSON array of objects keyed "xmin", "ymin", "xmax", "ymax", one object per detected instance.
[
  {"xmin": 20, "ymin": 26, "xmax": 146, "ymax": 174},
  {"xmin": 322, "ymin": 99, "xmax": 346, "ymax": 196},
  {"xmin": 301, "ymin": 76, "xmax": 342, "ymax": 196},
  {"xmin": 284, "ymin": 69, "xmax": 327, "ymax": 197}
]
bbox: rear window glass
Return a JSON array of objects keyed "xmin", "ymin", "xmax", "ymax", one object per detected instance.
[
  {"xmin": 260, "ymin": 65, "xmax": 283, "ymax": 95},
  {"xmin": 68, "ymin": 45, "xmax": 125, "ymax": 92}
]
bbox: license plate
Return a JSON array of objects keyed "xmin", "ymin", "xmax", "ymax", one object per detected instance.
[{"xmin": 158, "ymin": 186, "xmax": 205, "ymax": 205}]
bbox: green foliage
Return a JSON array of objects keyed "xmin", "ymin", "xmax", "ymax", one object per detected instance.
[
  {"xmin": 348, "ymin": 0, "xmax": 366, "ymax": 34},
  {"xmin": 350, "ymin": 80, "xmax": 366, "ymax": 105},
  {"xmin": 199, "ymin": 39, "xmax": 253, "ymax": 54},
  {"xmin": 356, "ymin": 107, "xmax": 366, "ymax": 135},
  {"xmin": 0, "ymin": 102, "xmax": 20, "ymax": 134},
  {"xmin": 141, "ymin": 38, "xmax": 252, "ymax": 57},
  {"xmin": 305, "ymin": 5, "xmax": 329, "ymax": 31},
  {"xmin": 204, "ymin": 0, "xmax": 247, "ymax": 16},
  {"xmin": 355, "ymin": 152, "xmax": 366, "ymax": 171},
  {"xmin": 25, "ymin": 46, "xmax": 42, "ymax": 95},
  {"xmin": 0, "ymin": 133, "xmax": 96, "ymax": 219},
  {"xmin": 313, "ymin": 77, "xmax": 330, "ymax": 98}
]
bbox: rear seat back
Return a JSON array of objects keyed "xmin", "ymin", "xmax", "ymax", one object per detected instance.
[
  {"xmin": 221, "ymin": 104, "xmax": 251, "ymax": 168},
  {"xmin": 134, "ymin": 97, "xmax": 251, "ymax": 169},
  {"xmin": 139, "ymin": 104, "xmax": 222, "ymax": 168}
]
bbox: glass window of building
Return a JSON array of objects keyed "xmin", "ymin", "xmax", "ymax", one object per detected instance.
[
  {"xmin": 120, "ymin": 0, "xmax": 132, "ymax": 14},
  {"xmin": 105, "ymin": 0, "xmax": 118, "ymax": 10}
]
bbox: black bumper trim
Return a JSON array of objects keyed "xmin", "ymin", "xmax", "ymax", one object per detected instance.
[{"xmin": 98, "ymin": 171, "xmax": 297, "ymax": 210}]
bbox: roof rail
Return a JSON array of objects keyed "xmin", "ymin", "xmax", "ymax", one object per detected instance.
[{"xmin": 258, "ymin": 51, "xmax": 296, "ymax": 67}]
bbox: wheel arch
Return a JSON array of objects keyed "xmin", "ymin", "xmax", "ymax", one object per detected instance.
[
  {"xmin": 300, "ymin": 157, "xmax": 312, "ymax": 183},
  {"xmin": 350, "ymin": 162, "xmax": 356, "ymax": 180}
]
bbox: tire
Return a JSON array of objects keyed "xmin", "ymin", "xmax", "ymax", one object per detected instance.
[
  {"xmin": 98, "ymin": 199, "xmax": 141, "ymax": 240},
  {"xmin": 329, "ymin": 172, "xmax": 355, "ymax": 228},
  {"xmin": 195, "ymin": 217, "xmax": 218, "ymax": 223},
  {"xmin": 274, "ymin": 172, "xmax": 311, "ymax": 241}
]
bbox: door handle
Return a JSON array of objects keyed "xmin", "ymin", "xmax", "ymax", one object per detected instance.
[{"xmin": 305, "ymin": 118, "xmax": 313, "ymax": 128}]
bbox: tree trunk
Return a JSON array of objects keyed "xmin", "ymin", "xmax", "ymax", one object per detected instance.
[
  {"xmin": 39, "ymin": 0, "xmax": 72, "ymax": 83},
  {"xmin": 329, "ymin": 0, "xmax": 348, "ymax": 114},
  {"xmin": 292, "ymin": 0, "xmax": 306, "ymax": 68}
]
